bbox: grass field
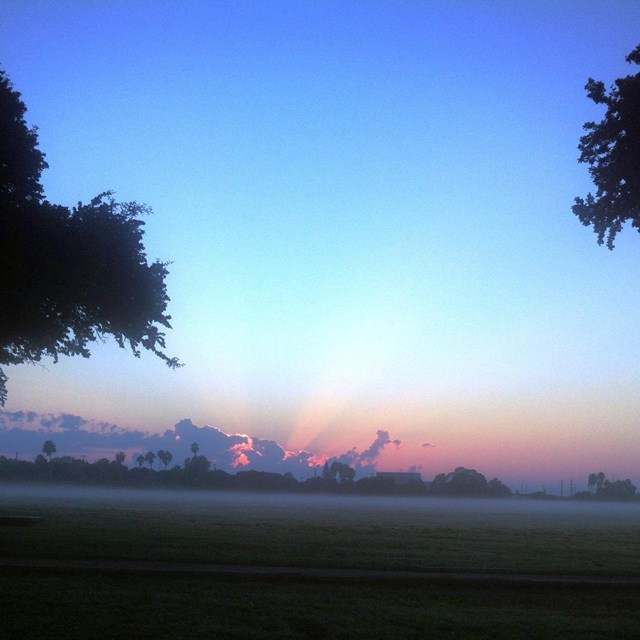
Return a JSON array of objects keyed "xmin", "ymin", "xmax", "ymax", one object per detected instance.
[{"xmin": 1, "ymin": 485, "xmax": 639, "ymax": 639}]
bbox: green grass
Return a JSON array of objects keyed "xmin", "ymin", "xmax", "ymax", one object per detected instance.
[
  {"xmin": 1, "ymin": 486, "xmax": 640, "ymax": 639},
  {"xmin": 2, "ymin": 486, "xmax": 639, "ymax": 574},
  {"xmin": 1, "ymin": 574, "xmax": 638, "ymax": 640}
]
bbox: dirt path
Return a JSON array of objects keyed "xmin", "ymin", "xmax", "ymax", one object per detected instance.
[{"xmin": 2, "ymin": 557, "xmax": 640, "ymax": 587}]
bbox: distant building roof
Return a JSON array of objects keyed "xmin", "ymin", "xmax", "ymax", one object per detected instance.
[{"xmin": 376, "ymin": 471, "xmax": 422, "ymax": 485}]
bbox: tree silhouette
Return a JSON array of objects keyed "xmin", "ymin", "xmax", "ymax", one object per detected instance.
[
  {"xmin": 599, "ymin": 478, "xmax": 637, "ymax": 500},
  {"xmin": 573, "ymin": 45, "xmax": 640, "ymax": 249},
  {"xmin": 183, "ymin": 453, "xmax": 211, "ymax": 484},
  {"xmin": 114, "ymin": 451, "xmax": 126, "ymax": 466},
  {"xmin": 487, "ymin": 477, "xmax": 512, "ymax": 498},
  {"xmin": 191, "ymin": 442, "xmax": 200, "ymax": 458},
  {"xmin": 584, "ymin": 472, "xmax": 638, "ymax": 501},
  {"xmin": 42, "ymin": 440, "xmax": 56, "ymax": 461},
  {"xmin": 157, "ymin": 449, "xmax": 173, "ymax": 470},
  {"xmin": 429, "ymin": 467, "xmax": 504, "ymax": 497},
  {"xmin": 136, "ymin": 454, "xmax": 145, "ymax": 468},
  {"xmin": 144, "ymin": 450, "xmax": 156, "ymax": 470},
  {"xmin": 0, "ymin": 68, "xmax": 180, "ymax": 405},
  {"xmin": 328, "ymin": 461, "xmax": 355, "ymax": 484}
]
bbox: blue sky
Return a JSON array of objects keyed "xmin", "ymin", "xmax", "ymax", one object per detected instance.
[{"xmin": 1, "ymin": 1, "xmax": 640, "ymax": 488}]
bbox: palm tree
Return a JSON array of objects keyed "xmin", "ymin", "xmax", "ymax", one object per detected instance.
[
  {"xmin": 191, "ymin": 442, "xmax": 199, "ymax": 458},
  {"xmin": 596, "ymin": 472, "xmax": 606, "ymax": 493},
  {"xmin": 42, "ymin": 440, "xmax": 56, "ymax": 461},
  {"xmin": 113, "ymin": 450, "xmax": 126, "ymax": 483},
  {"xmin": 136, "ymin": 454, "xmax": 145, "ymax": 468},
  {"xmin": 157, "ymin": 449, "xmax": 173, "ymax": 470},
  {"xmin": 144, "ymin": 450, "xmax": 156, "ymax": 470},
  {"xmin": 588, "ymin": 473, "xmax": 597, "ymax": 494}
]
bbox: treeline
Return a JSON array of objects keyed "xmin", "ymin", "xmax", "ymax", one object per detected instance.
[
  {"xmin": 0, "ymin": 446, "xmax": 516, "ymax": 497},
  {"xmin": 2, "ymin": 446, "xmax": 637, "ymax": 501},
  {"xmin": 572, "ymin": 471, "xmax": 638, "ymax": 502}
]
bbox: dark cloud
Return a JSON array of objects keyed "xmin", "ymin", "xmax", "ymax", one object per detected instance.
[
  {"xmin": 0, "ymin": 410, "xmax": 38, "ymax": 424},
  {"xmin": 359, "ymin": 430, "xmax": 398, "ymax": 463},
  {"xmin": 95, "ymin": 422, "xmax": 120, "ymax": 433},
  {"xmin": 328, "ymin": 430, "xmax": 399, "ymax": 477},
  {"xmin": 3, "ymin": 412, "xmax": 88, "ymax": 432},
  {"xmin": 0, "ymin": 410, "xmax": 155, "ymax": 460},
  {"xmin": 0, "ymin": 411, "xmax": 398, "ymax": 479},
  {"xmin": 421, "ymin": 442, "xmax": 436, "ymax": 448},
  {"xmin": 163, "ymin": 418, "xmax": 247, "ymax": 468},
  {"xmin": 59, "ymin": 414, "xmax": 88, "ymax": 430}
]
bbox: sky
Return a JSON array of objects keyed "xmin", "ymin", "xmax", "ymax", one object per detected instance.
[{"xmin": 1, "ymin": 1, "xmax": 640, "ymax": 491}]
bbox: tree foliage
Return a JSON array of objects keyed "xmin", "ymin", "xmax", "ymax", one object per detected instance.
[
  {"xmin": 144, "ymin": 450, "xmax": 156, "ymax": 470},
  {"xmin": 581, "ymin": 472, "xmax": 637, "ymax": 501},
  {"xmin": 322, "ymin": 460, "xmax": 355, "ymax": 483},
  {"xmin": 429, "ymin": 467, "xmax": 512, "ymax": 498},
  {"xmin": 573, "ymin": 45, "xmax": 640, "ymax": 249},
  {"xmin": 598, "ymin": 478, "xmax": 637, "ymax": 501},
  {"xmin": 0, "ymin": 68, "xmax": 179, "ymax": 405},
  {"xmin": 42, "ymin": 439, "xmax": 56, "ymax": 461},
  {"xmin": 157, "ymin": 449, "xmax": 173, "ymax": 470},
  {"xmin": 0, "ymin": 69, "xmax": 46, "ymax": 208}
]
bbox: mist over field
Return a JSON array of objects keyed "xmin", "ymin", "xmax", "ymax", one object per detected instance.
[
  {"xmin": 4, "ymin": 482, "xmax": 640, "ymax": 638},
  {"xmin": 3, "ymin": 483, "xmax": 639, "ymax": 529}
]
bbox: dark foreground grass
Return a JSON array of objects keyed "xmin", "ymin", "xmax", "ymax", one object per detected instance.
[
  {"xmin": 2, "ymin": 486, "xmax": 640, "ymax": 638},
  {"xmin": 1, "ymin": 573, "xmax": 639, "ymax": 640}
]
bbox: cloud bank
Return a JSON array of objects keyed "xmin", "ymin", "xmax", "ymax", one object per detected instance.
[{"xmin": 0, "ymin": 411, "xmax": 399, "ymax": 479}]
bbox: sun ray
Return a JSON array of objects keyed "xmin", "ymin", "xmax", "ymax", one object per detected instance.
[{"xmin": 289, "ymin": 303, "xmax": 419, "ymax": 451}]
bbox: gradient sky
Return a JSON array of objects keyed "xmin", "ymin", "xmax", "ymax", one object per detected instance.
[{"xmin": 2, "ymin": 1, "xmax": 640, "ymax": 489}]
